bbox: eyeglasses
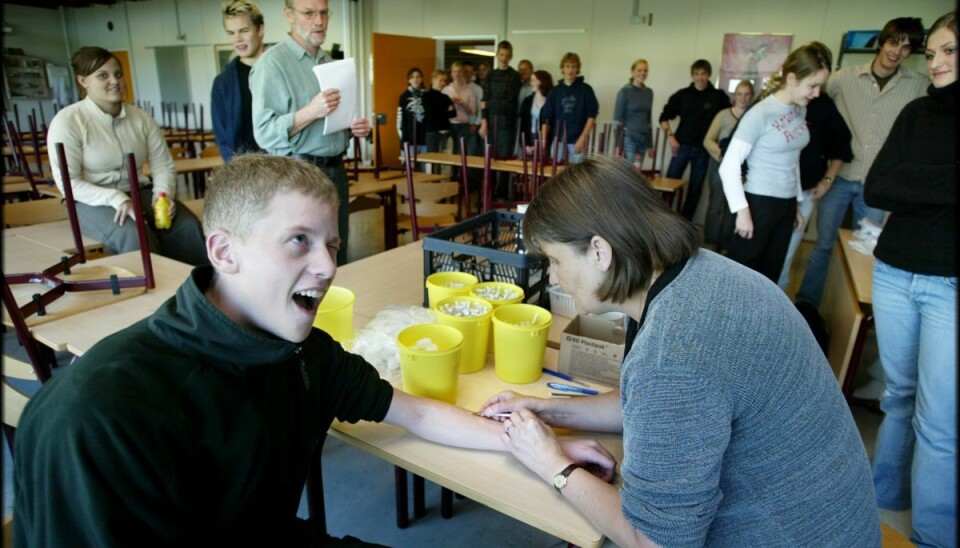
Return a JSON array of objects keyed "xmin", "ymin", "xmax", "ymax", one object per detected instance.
[{"xmin": 291, "ymin": 7, "xmax": 332, "ymax": 21}]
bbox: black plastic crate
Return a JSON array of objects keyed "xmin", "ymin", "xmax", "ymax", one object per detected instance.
[{"xmin": 422, "ymin": 210, "xmax": 550, "ymax": 309}]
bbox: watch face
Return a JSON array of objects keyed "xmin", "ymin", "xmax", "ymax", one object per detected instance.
[{"xmin": 554, "ymin": 474, "xmax": 567, "ymax": 490}]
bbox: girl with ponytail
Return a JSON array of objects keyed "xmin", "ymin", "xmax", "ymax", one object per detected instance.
[{"xmin": 719, "ymin": 41, "xmax": 832, "ymax": 281}]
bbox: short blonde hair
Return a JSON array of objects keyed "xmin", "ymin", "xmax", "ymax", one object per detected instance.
[
  {"xmin": 560, "ymin": 52, "xmax": 581, "ymax": 72},
  {"xmin": 203, "ymin": 154, "xmax": 338, "ymax": 241},
  {"xmin": 222, "ymin": 0, "xmax": 264, "ymax": 27}
]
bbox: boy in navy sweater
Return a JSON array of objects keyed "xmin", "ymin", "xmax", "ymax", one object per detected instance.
[{"xmin": 540, "ymin": 52, "xmax": 599, "ymax": 164}]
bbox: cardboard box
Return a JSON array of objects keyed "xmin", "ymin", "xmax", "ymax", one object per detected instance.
[{"xmin": 558, "ymin": 313, "xmax": 627, "ymax": 387}]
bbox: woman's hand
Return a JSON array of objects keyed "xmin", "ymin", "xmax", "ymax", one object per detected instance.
[
  {"xmin": 478, "ymin": 390, "xmax": 544, "ymax": 420},
  {"xmin": 152, "ymin": 194, "xmax": 177, "ymax": 220},
  {"xmin": 558, "ymin": 439, "xmax": 618, "ymax": 483},
  {"xmin": 667, "ymin": 134, "xmax": 680, "ymax": 155},
  {"xmin": 113, "ymin": 200, "xmax": 137, "ymax": 226},
  {"xmin": 501, "ymin": 409, "xmax": 571, "ymax": 482},
  {"xmin": 794, "ymin": 207, "xmax": 805, "ymax": 233},
  {"xmin": 734, "ymin": 208, "xmax": 754, "ymax": 239},
  {"xmin": 574, "ymin": 136, "xmax": 586, "ymax": 154}
]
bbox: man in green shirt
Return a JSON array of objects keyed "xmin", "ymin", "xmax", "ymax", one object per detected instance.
[{"xmin": 250, "ymin": 0, "xmax": 370, "ymax": 265}]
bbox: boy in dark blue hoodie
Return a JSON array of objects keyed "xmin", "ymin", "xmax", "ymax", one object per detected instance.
[{"xmin": 540, "ymin": 52, "xmax": 599, "ymax": 163}]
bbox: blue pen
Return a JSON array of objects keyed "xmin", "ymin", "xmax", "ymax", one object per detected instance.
[
  {"xmin": 547, "ymin": 382, "xmax": 599, "ymax": 396},
  {"xmin": 541, "ymin": 368, "xmax": 590, "ymax": 387}
]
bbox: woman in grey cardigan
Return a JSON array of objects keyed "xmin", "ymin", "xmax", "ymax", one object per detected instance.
[{"xmin": 478, "ymin": 155, "xmax": 880, "ymax": 547}]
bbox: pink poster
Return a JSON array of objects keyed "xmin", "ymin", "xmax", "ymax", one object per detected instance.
[{"xmin": 719, "ymin": 33, "xmax": 793, "ymax": 95}]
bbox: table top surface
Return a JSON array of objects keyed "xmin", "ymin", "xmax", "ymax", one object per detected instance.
[
  {"xmin": 838, "ymin": 228, "xmax": 874, "ymax": 305},
  {"xmin": 11, "ymin": 250, "xmax": 193, "ymax": 355},
  {"xmin": 5, "ymin": 220, "xmax": 103, "ymax": 254},
  {"xmin": 144, "ymin": 156, "xmax": 224, "ymax": 177},
  {"xmin": 332, "ymin": 240, "xmax": 612, "ymax": 547}
]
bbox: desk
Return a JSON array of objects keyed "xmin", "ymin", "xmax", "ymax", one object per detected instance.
[
  {"xmin": 5, "ymin": 220, "xmax": 103, "ymax": 254},
  {"xmin": 821, "ymin": 228, "xmax": 874, "ymax": 398},
  {"xmin": 15, "ymin": 252, "xmax": 192, "ymax": 356},
  {"xmin": 349, "ymin": 178, "xmax": 399, "ymax": 250},
  {"xmin": 415, "ymin": 152, "xmax": 562, "ymax": 176},
  {"xmin": 145, "ymin": 156, "xmax": 225, "ymax": 198},
  {"xmin": 332, "ymin": 242, "xmax": 616, "ymax": 547}
]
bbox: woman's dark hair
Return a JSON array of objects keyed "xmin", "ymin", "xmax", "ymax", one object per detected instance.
[
  {"xmin": 533, "ymin": 70, "xmax": 553, "ymax": 96},
  {"xmin": 406, "ymin": 67, "xmax": 423, "ymax": 81},
  {"xmin": 523, "ymin": 155, "xmax": 700, "ymax": 303},
  {"xmin": 71, "ymin": 47, "xmax": 119, "ymax": 99}
]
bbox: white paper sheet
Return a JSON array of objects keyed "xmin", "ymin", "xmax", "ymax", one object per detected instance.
[{"xmin": 312, "ymin": 58, "xmax": 357, "ymax": 136}]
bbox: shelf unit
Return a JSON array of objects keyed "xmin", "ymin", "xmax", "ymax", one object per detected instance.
[{"xmin": 3, "ymin": 54, "xmax": 51, "ymax": 101}]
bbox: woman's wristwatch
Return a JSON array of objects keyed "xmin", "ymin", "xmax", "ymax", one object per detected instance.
[{"xmin": 822, "ymin": 176, "xmax": 834, "ymax": 184}]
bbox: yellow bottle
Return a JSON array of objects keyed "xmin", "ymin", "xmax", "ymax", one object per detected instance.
[{"xmin": 154, "ymin": 192, "xmax": 171, "ymax": 230}]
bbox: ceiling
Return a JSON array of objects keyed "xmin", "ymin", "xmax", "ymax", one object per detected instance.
[{"xmin": 4, "ymin": 0, "xmax": 145, "ymax": 9}]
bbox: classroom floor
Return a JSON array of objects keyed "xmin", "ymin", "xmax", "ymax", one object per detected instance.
[{"xmin": 2, "ymin": 213, "xmax": 912, "ymax": 546}]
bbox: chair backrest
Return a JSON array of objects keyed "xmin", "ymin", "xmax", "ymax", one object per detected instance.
[
  {"xmin": 400, "ymin": 143, "xmax": 459, "ymax": 240},
  {"xmin": 3, "ymin": 198, "xmax": 68, "ymax": 228},
  {"xmin": 4, "ymin": 120, "xmax": 40, "ymax": 198}
]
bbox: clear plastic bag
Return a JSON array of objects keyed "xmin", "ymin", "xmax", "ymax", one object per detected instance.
[
  {"xmin": 350, "ymin": 305, "xmax": 436, "ymax": 386},
  {"xmin": 849, "ymin": 217, "xmax": 883, "ymax": 255}
]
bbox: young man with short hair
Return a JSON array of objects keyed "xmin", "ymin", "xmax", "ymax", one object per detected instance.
[
  {"xmin": 211, "ymin": 0, "xmax": 267, "ymax": 161},
  {"xmin": 517, "ymin": 59, "xmax": 535, "ymax": 109},
  {"xmin": 659, "ymin": 59, "xmax": 731, "ymax": 220},
  {"xmin": 539, "ymin": 52, "xmax": 599, "ymax": 164},
  {"xmin": 479, "ymin": 40, "xmax": 522, "ymax": 199},
  {"xmin": 13, "ymin": 154, "xmax": 616, "ymax": 546},
  {"xmin": 795, "ymin": 17, "xmax": 928, "ymax": 308}
]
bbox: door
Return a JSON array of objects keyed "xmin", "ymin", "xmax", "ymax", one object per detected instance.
[{"xmin": 372, "ymin": 33, "xmax": 436, "ymax": 170}]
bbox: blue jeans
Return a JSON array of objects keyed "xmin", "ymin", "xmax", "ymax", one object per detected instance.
[
  {"xmin": 871, "ymin": 259, "xmax": 957, "ymax": 547},
  {"xmin": 623, "ymin": 135, "xmax": 647, "ymax": 166},
  {"xmin": 666, "ymin": 144, "xmax": 709, "ymax": 220},
  {"xmin": 566, "ymin": 143, "xmax": 584, "ymax": 164},
  {"xmin": 777, "ymin": 189, "xmax": 815, "ymax": 290},
  {"xmin": 795, "ymin": 176, "xmax": 886, "ymax": 306}
]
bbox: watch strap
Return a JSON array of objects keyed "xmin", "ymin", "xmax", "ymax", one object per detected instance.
[{"xmin": 554, "ymin": 463, "xmax": 582, "ymax": 493}]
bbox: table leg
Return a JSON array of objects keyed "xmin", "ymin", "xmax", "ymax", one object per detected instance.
[
  {"xmin": 394, "ymin": 466, "xmax": 409, "ymax": 529},
  {"xmin": 413, "ymin": 474, "xmax": 425, "ymax": 518},
  {"xmin": 441, "ymin": 487, "xmax": 453, "ymax": 519},
  {"xmin": 842, "ymin": 312, "xmax": 875, "ymax": 401},
  {"xmin": 382, "ymin": 186, "xmax": 398, "ymax": 250}
]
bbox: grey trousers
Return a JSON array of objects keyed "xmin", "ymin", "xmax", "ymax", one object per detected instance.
[{"xmin": 75, "ymin": 190, "xmax": 208, "ymax": 266}]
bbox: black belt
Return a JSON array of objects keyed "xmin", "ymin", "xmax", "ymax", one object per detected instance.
[{"xmin": 290, "ymin": 154, "xmax": 343, "ymax": 167}]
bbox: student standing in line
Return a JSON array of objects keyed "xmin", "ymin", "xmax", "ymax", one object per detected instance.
[
  {"xmin": 517, "ymin": 59, "xmax": 535, "ymax": 110},
  {"xmin": 720, "ymin": 42, "xmax": 832, "ymax": 282},
  {"xmin": 702, "ymin": 80, "xmax": 753, "ymax": 253},
  {"xmin": 478, "ymin": 155, "xmax": 880, "ymax": 547},
  {"xmin": 658, "ymin": 59, "xmax": 730, "ymax": 220},
  {"xmin": 397, "ymin": 66, "xmax": 427, "ymax": 159},
  {"xmin": 211, "ymin": 0, "xmax": 266, "ymax": 161},
  {"xmin": 13, "ymin": 153, "xmax": 618, "ymax": 546},
  {"xmin": 479, "ymin": 40, "xmax": 522, "ymax": 199},
  {"xmin": 520, "ymin": 70, "xmax": 553, "ymax": 158},
  {"xmin": 776, "ymin": 90, "xmax": 852, "ymax": 290},
  {"xmin": 249, "ymin": 0, "xmax": 371, "ymax": 266},
  {"xmin": 539, "ymin": 52, "xmax": 599, "ymax": 164},
  {"xmin": 794, "ymin": 17, "xmax": 927, "ymax": 308},
  {"xmin": 613, "ymin": 58, "xmax": 654, "ymax": 166},
  {"xmin": 864, "ymin": 11, "xmax": 957, "ymax": 546},
  {"xmin": 47, "ymin": 47, "xmax": 207, "ymax": 266},
  {"xmin": 422, "ymin": 70, "xmax": 456, "ymax": 153},
  {"xmin": 441, "ymin": 61, "xmax": 477, "ymax": 160}
]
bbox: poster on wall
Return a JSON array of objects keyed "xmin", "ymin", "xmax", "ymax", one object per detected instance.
[{"xmin": 719, "ymin": 33, "xmax": 793, "ymax": 95}]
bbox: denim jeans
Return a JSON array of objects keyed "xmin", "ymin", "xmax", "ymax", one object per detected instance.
[
  {"xmin": 777, "ymin": 189, "xmax": 815, "ymax": 290},
  {"xmin": 871, "ymin": 259, "xmax": 957, "ymax": 547},
  {"xmin": 795, "ymin": 176, "xmax": 886, "ymax": 306},
  {"xmin": 566, "ymin": 143, "xmax": 584, "ymax": 164},
  {"xmin": 623, "ymin": 135, "xmax": 647, "ymax": 166},
  {"xmin": 666, "ymin": 144, "xmax": 710, "ymax": 220}
]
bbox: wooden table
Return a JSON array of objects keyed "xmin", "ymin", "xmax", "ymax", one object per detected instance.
[
  {"xmin": 5, "ymin": 220, "xmax": 103, "ymax": 254},
  {"xmin": 144, "ymin": 156, "xmax": 225, "ymax": 198},
  {"xmin": 349, "ymin": 177, "xmax": 399, "ymax": 250},
  {"xmin": 10, "ymin": 251, "xmax": 192, "ymax": 356},
  {"xmin": 820, "ymin": 228, "xmax": 875, "ymax": 398},
  {"xmin": 331, "ymin": 242, "xmax": 615, "ymax": 547}
]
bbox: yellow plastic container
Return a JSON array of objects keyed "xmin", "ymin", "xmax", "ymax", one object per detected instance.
[
  {"xmin": 491, "ymin": 303, "xmax": 552, "ymax": 384},
  {"xmin": 312, "ymin": 286, "xmax": 355, "ymax": 343},
  {"xmin": 397, "ymin": 324, "xmax": 464, "ymax": 403},
  {"xmin": 434, "ymin": 296, "xmax": 493, "ymax": 374},
  {"xmin": 471, "ymin": 281, "xmax": 525, "ymax": 351},
  {"xmin": 469, "ymin": 281, "xmax": 525, "ymax": 307},
  {"xmin": 425, "ymin": 272, "xmax": 479, "ymax": 308}
]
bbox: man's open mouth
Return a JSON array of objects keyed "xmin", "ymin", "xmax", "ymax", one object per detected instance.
[{"xmin": 293, "ymin": 289, "xmax": 321, "ymax": 312}]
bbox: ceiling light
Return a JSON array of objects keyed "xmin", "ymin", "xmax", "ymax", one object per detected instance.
[{"xmin": 458, "ymin": 45, "xmax": 495, "ymax": 57}]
